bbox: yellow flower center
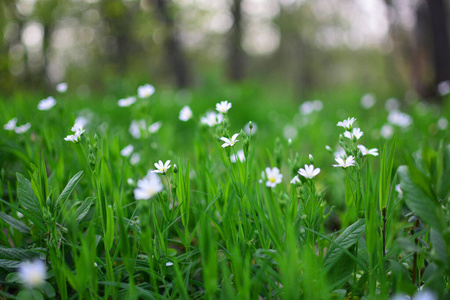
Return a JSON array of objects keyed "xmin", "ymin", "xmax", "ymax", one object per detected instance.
[{"xmin": 269, "ymin": 177, "xmax": 276, "ymax": 183}]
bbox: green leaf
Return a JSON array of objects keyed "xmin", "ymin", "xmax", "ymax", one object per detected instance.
[
  {"xmin": 323, "ymin": 219, "xmax": 365, "ymax": 270},
  {"xmin": 16, "ymin": 173, "xmax": 43, "ymax": 226},
  {"xmin": 0, "ymin": 259, "xmax": 22, "ymax": 270},
  {"xmin": 398, "ymin": 166, "xmax": 443, "ymax": 231},
  {"xmin": 55, "ymin": 171, "xmax": 84, "ymax": 208},
  {"xmin": 17, "ymin": 289, "xmax": 44, "ymax": 300},
  {"xmin": 38, "ymin": 281, "xmax": 56, "ymax": 298},
  {"xmin": 74, "ymin": 197, "xmax": 95, "ymax": 222},
  {"xmin": 430, "ymin": 229, "xmax": 448, "ymax": 267},
  {"xmin": 0, "ymin": 246, "xmax": 40, "ymax": 261},
  {"xmin": 0, "ymin": 199, "xmax": 45, "ymax": 231},
  {"xmin": 0, "ymin": 212, "xmax": 30, "ymax": 234}
]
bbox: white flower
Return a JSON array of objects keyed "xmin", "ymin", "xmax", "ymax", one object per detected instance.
[
  {"xmin": 118, "ymin": 96, "xmax": 136, "ymax": 107},
  {"xmin": 380, "ymin": 124, "xmax": 394, "ymax": 139},
  {"xmin": 56, "ymin": 82, "xmax": 68, "ymax": 93},
  {"xmin": 64, "ymin": 124, "xmax": 85, "ymax": 143},
  {"xmin": 120, "ymin": 145, "xmax": 134, "ymax": 157},
  {"xmin": 300, "ymin": 101, "xmax": 314, "ymax": 115},
  {"xmin": 343, "ymin": 128, "xmax": 364, "ymax": 140},
  {"xmin": 216, "ymin": 100, "xmax": 232, "ymax": 114},
  {"xmin": 148, "ymin": 121, "xmax": 162, "ymax": 133},
  {"xmin": 337, "ymin": 117, "xmax": 356, "ymax": 130},
  {"xmin": 15, "ymin": 123, "xmax": 31, "ymax": 134},
  {"xmin": 179, "ymin": 106, "xmax": 193, "ymax": 121},
  {"xmin": 137, "ymin": 84, "xmax": 155, "ymax": 98},
  {"xmin": 201, "ymin": 112, "xmax": 223, "ymax": 127},
  {"xmin": 134, "ymin": 172, "xmax": 163, "ymax": 200},
  {"xmin": 290, "ymin": 175, "xmax": 300, "ymax": 184},
  {"xmin": 220, "ymin": 133, "xmax": 239, "ymax": 148},
  {"xmin": 18, "ymin": 259, "xmax": 46, "ymax": 288},
  {"xmin": 388, "ymin": 110, "xmax": 412, "ymax": 128},
  {"xmin": 244, "ymin": 122, "xmax": 257, "ymax": 136},
  {"xmin": 385, "ymin": 98, "xmax": 400, "ymax": 111},
  {"xmin": 4, "ymin": 118, "xmax": 17, "ymax": 131},
  {"xmin": 166, "ymin": 262, "xmax": 174, "ymax": 267},
  {"xmin": 38, "ymin": 96, "xmax": 56, "ymax": 111},
  {"xmin": 153, "ymin": 160, "xmax": 171, "ymax": 174},
  {"xmin": 333, "ymin": 156, "xmax": 356, "ymax": 168},
  {"xmin": 130, "ymin": 153, "xmax": 141, "ymax": 165},
  {"xmin": 438, "ymin": 81, "xmax": 450, "ymax": 96},
  {"xmin": 127, "ymin": 178, "xmax": 135, "ymax": 185},
  {"xmin": 438, "ymin": 117, "xmax": 448, "ymax": 130},
  {"xmin": 129, "ymin": 120, "xmax": 146, "ymax": 139},
  {"xmin": 357, "ymin": 145, "xmax": 379, "ymax": 156},
  {"xmin": 298, "ymin": 164, "xmax": 320, "ymax": 179},
  {"xmin": 265, "ymin": 167, "xmax": 283, "ymax": 188},
  {"xmin": 361, "ymin": 93, "xmax": 376, "ymax": 109},
  {"xmin": 395, "ymin": 184, "xmax": 403, "ymax": 199},
  {"xmin": 230, "ymin": 150, "xmax": 245, "ymax": 163},
  {"xmin": 74, "ymin": 116, "xmax": 89, "ymax": 128}
]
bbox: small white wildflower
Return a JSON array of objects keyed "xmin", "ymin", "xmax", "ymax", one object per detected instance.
[
  {"xmin": 361, "ymin": 93, "xmax": 376, "ymax": 109},
  {"xmin": 120, "ymin": 145, "xmax": 134, "ymax": 157},
  {"xmin": 134, "ymin": 172, "xmax": 163, "ymax": 200},
  {"xmin": 244, "ymin": 121, "xmax": 257, "ymax": 136},
  {"xmin": 437, "ymin": 81, "xmax": 450, "ymax": 96},
  {"xmin": 220, "ymin": 133, "xmax": 239, "ymax": 148},
  {"xmin": 265, "ymin": 167, "xmax": 283, "ymax": 188},
  {"xmin": 38, "ymin": 96, "xmax": 56, "ymax": 111},
  {"xmin": 15, "ymin": 123, "xmax": 31, "ymax": 134},
  {"xmin": 298, "ymin": 164, "xmax": 320, "ymax": 179},
  {"xmin": 165, "ymin": 262, "xmax": 174, "ymax": 267},
  {"xmin": 153, "ymin": 160, "xmax": 171, "ymax": 174},
  {"xmin": 179, "ymin": 106, "xmax": 193, "ymax": 121},
  {"xmin": 129, "ymin": 120, "xmax": 146, "ymax": 139},
  {"xmin": 357, "ymin": 145, "xmax": 378, "ymax": 156},
  {"xmin": 130, "ymin": 153, "xmax": 141, "ymax": 165},
  {"xmin": 380, "ymin": 124, "xmax": 394, "ymax": 139},
  {"xmin": 290, "ymin": 175, "xmax": 300, "ymax": 184},
  {"xmin": 230, "ymin": 150, "xmax": 245, "ymax": 163},
  {"xmin": 148, "ymin": 121, "xmax": 162, "ymax": 133},
  {"xmin": 385, "ymin": 98, "xmax": 400, "ymax": 111},
  {"xmin": 127, "ymin": 178, "xmax": 135, "ymax": 185},
  {"xmin": 343, "ymin": 128, "xmax": 364, "ymax": 140},
  {"xmin": 437, "ymin": 117, "xmax": 448, "ymax": 130},
  {"xmin": 388, "ymin": 110, "xmax": 412, "ymax": 128},
  {"xmin": 17, "ymin": 211, "xmax": 24, "ymax": 218},
  {"xmin": 4, "ymin": 118, "xmax": 17, "ymax": 131},
  {"xmin": 18, "ymin": 259, "xmax": 46, "ymax": 288},
  {"xmin": 74, "ymin": 116, "xmax": 89, "ymax": 128},
  {"xmin": 216, "ymin": 100, "xmax": 232, "ymax": 114},
  {"xmin": 201, "ymin": 111, "xmax": 223, "ymax": 127},
  {"xmin": 333, "ymin": 147, "xmax": 346, "ymax": 159},
  {"xmin": 395, "ymin": 184, "xmax": 403, "ymax": 199},
  {"xmin": 337, "ymin": 117, "xmax": 356, "ymax": 130},
  {"xmin": 137, "ymin": 84, "xmax": 155, "ymax": 98},
  {"xmin": 118, "ymin": 96, "xmax": 136, "ymax": 107},
  {"xmin": 64, "ymin": 124, "xmax": 85, "ymax": 143},
  {"xmin": 332, "ymin": 156, "xmax": 356, "ymax": 168},
  {"xmin": 56, "ymin": 82, "xmax": 68, "ymax": 93}
]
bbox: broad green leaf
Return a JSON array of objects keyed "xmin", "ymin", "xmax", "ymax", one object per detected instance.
[
  {"xmin": 0, "ymin": 246, "xmax": 40, "ymax": 261},
  {"xmin": 0, "ymin": 259, "xmax": 22, "ymax": 270},
  {"xmin": 0, "ymin": 198, "xmax": 45, "ymax": 231},
  {"xmin": 16, "ymin": 173, "xmax": 43, "ymax": 226},
  {"xmin": 55, "ymin": 171, "xmax": 84, "ymax": 208},
  {"xmin": 0, "ymin": 212, "xmax": 30, "ymax": 234},
  {"xmin": 430, "ymin": 229, "xmax": 448, "ymax": 267},
  {"xmin": 323, "ymin": 218, "xmax": 365, "ymax": 269},
  {"xmin": 17, "ymin": 289, "xmax": 44, "ymax": 300},
  {"xmin": 398, "ymin": 166, "xmax": 443, "ymax": 231}
]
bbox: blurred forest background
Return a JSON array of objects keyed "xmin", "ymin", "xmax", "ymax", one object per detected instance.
[{"xmin": 1, "ymin": 0, "xmax": 450, "ymax": 102}]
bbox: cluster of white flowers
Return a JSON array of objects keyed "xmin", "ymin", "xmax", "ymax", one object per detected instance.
[
  {"xmin": 4, "ymin": 118, "xmax": 31, "ymax": 134},
  {"xmin": 299, "ymin": 100, "xmax": 323, "ymax": 115},
  {"xmin": 64, "ymin": 123, "xmax": 85, "ymax": 143},
  {"xmin": 118, "ymin": 84, "xmax": 155, "ymax": 107},
  {"xmin": 129, "ymin": 119, "xmax": 161, "ymax": 139},
  {"xmin": 333, "ymin": 117, "xmax": 378, "ymax": 168},
  {"xmin": 387, "ymin": 110, "xmax": 413, "ymax": 128},
  {"xmin": 120, "ymin": 145, "xmax": 141, "ymax": 165},
  {"xmin": 201, "ymin": 112, "xmax": 223, "ymax": 127}
]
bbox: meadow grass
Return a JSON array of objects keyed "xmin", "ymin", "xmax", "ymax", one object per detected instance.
[{"xmin": 0, "ymin": 83, "xmax": 449, "ymax": 299}]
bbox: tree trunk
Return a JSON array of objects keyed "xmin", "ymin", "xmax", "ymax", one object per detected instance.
[
  {"xmin": 426, "ymin": 0, "xmax": 450, "ymax": 89},
  {"xmin": 154, "ymin": 0, "xmax": 190, "ymax": 88},
  {"xmin": 228, "ymin": 0, "xmax": 245, "ymax": 81}
]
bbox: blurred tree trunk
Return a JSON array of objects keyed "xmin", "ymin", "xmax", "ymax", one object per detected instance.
[
  {"xmin": 154, "ymin": 0, "xmax": 190, "ymax": 88},
  {"xmin": 426, "ymin": 0, "xmax": 450, "ymax": 91},
  {"xmin": 100, "ymin": 0, "xmax": 135, "ymax": 75},
  {"xmin": 228, "ymin": 0, "xmax": 245, "ymax": 81}
]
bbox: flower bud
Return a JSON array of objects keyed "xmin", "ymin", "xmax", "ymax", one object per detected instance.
[
  {"xmin": 248, "ymin": 121, "xmax": 253, "ymax": 131},
  {"xmin": 173, "ymin": 164, "xmax": 179, "ymax": 174},
  {"xmin": 309, "ymin": 154, "xmax": 314, "ymax": 164}
]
